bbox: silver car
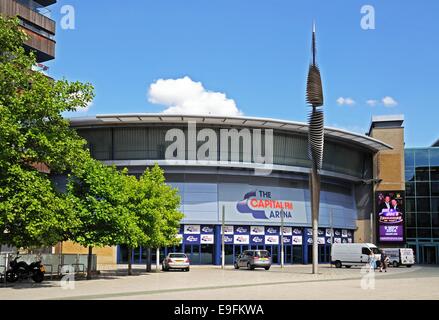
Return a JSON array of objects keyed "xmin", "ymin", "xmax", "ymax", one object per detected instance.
[
  {"xmin": 234, "ymin": 250, "xmax": 272, "ymax": 270},
  {"xmin": 162, "ymin": 253, "xmax": 190, "ymax": 272}
]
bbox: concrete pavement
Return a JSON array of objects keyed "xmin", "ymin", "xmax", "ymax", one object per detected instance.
[{"xmin": 0, "ymin": 265, "xmax": 438, "ymax": 300}]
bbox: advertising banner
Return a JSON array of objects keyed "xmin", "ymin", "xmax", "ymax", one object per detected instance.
[
  {"xmin": 183, "ymin": 234, "xmax": 200, "ymax": 244},
  {"xmin": 292, "ymin": 236, "xmax": 303, "ymax": 245},
  {"xmin": 281, "ymin": 227, "xmax": 293, "ymax": 236},
  {"xmin": 376, "ymin": 191, "xmax": 405, "ymax": 243},
  {"xmin": 265, "ymin": 226, "xmax": 279, "ymax": 235},
  {"xmin": 201, "ymin": 225, "xmax": 214, "ymax": 234},
  {"xmin": 282, "ymin": 236, "xmax": 292, "ymax": 244},
  {"xmin": 200, "ymin": 234, "xmax": 214, "ymax": 244},
  {"xmin": 234, "ymin": 235, "xmax": 250, "ymax": 245},
  {"xmin": 250, "ymin": 235, "xmax": 265, "ymax": 245},
  {"xmin": 234, "ymin": 226, "xmax": 250, "ymax": 234},
  {"xmin": 325, "ymin": 229, "xmax": 333, "ymax": 237},
  {"xmin": 250, "ymin": 226, "xmax": 265, "ymax": 235},
  {"xmin": 221, "ymin": 226, "xmax": 234, "ymax": 235},
  {"xmin": 184, "ymin": 225, "xmax": 200, "ymax": 234},
  {"xmin": 222, "ymin": 235, "xmax": 234, "ymax": 244},
  {"xmin": 265, "ymin": 235, "xmax": 279, "ymax": 245}
]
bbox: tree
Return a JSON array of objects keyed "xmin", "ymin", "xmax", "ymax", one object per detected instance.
[
  {"xmin": 67, "ymin": 159, "xmax": 145, "ymax": 279},
  {"xmin": 0, "ymin": 17, "xmax": 94, "ymax": 249},
  {"xmin": 133, "ymin": 165, "xmax": 184, "ymax": 272}
]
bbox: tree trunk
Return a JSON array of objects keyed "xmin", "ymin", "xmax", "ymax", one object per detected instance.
[
  {"xmin": 146, "ymin": 247, "xmax": 152, "ymax": 272},
  {"xmin": 87, "ymin": 246, "xmax": 93, "ymax": 280},
  {"xmin": 128, "ymin": 247, "xmax": 133, "ymax": 276}
]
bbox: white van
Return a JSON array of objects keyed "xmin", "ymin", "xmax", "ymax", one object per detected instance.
[
  {"xmin": 331, "ymin": 243, "xmax": 381, "ymax": 268},
  {"xmin": 382, "ymin": 248, "xmax": 415, "ymax": 267}
]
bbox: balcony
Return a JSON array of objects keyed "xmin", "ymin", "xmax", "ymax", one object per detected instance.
[
  {"xmin": 0, "ymin": 0, "xmax": 56, "ymax": 62},
  {"xmin": 22, "ymin": 27, "xmax": 55, "ymax": 62}
]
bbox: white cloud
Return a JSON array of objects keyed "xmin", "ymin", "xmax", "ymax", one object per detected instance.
[
  {"xmin": 148, "ymin": 76, "xmax": 242, "ymax": 116},
  {"xmin": 382, "ymin": 96, "xmax": 398, "ymax": 107},
  {"xmin": 366, "ymin": 99, "xmax": 378, "ymax": 107},
  {"xmin": 76, "ymin": 100, "xmax": 93, "ymax": 112},
  {"xmin": 336, "ymin": 97, "xmax": 356, "ymax": 106}
]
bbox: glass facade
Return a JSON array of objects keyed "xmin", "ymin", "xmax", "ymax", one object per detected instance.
[
  {"xmin": 405, "ymin": 147, "xmax": 439, "ymax": 264},
  {"xmin": 77, "ymin": 126, "xmax": 373, "ymax": 179}
]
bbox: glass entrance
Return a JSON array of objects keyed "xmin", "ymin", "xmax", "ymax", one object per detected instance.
[
  {"xmin": 265, "ymin": 245, "xmax": 279, "ymax": 264},
  {"xmin": 420, "ymin": 245, "xmax": 437, "ymax": 264},
  {"xmin": 284, "ymin": 245, "xmax": 293, "ymax": 264}
]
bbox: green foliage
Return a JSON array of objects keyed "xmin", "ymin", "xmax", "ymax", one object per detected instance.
[
  {"xmin": 67, "ymin": 159, "xmax": 146, "ymax": 249},
  {"xmin": 0, "ymin": 16, "xmax": 94, "ymax": 248},
  {"xmin": 0, "ymin": 165, "xmax": 76, "ymax": 247},
  {"xmin": 133, "ymin": 164, "xmax": 184, "ymax": 249},
  {"xmin": 0, "ymin": 17, "xmax": 183, "ymax": 252}
]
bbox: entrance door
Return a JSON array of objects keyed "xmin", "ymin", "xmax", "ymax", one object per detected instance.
[
  {"xmin": 421, "ymin": 245, "xmax": 437, "ymax": 264},
  {"xmin": 284, "ymin": 245, "xmax": 293, "ymax": 264},
  {"xmin": 265, "ymin": 245, "xmax": 278, "ymax": 264}
]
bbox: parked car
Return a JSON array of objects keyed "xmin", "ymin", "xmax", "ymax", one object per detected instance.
[
  {"xmin": 381, "ymin": 248, "xmax": 415, "ymax": 268},
  {"xmin": 234, "ymin": 250, "xmax": 272, "ymax": 270},
  {"xmin": 331, "ymin": 243, "xmax": 381, "ymax": 268},
  {"xmin": 162, "ymin": 253, "xmax": 190, "ymax": 272}
]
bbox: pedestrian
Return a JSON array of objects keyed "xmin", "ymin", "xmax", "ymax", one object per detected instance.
[
  {"xmin": 368, "ymin": 251, "xmax": 376, "ymax": 272},
  {"xmin": 379, "ymin": 252, "xmax": 388, "ymax": 272}
]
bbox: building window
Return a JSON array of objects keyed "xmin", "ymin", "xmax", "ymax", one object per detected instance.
[
  {"xmin": 416, "ymin": 198, "xmax": 431, "ymax": 212},
  {"xmin": 431, "ymin": 167, "xmax": 439, "ymax": 181},
  {"xmin": 407, "ymin": 228, "xmax": 417, "ymax": 239},
  {"xmin": 415, "ymin": 149, "xmax": 430, "ymax": 167},
  {"xmin": 406, "ymin": 182, "xmax": 416, "ymax": 197},
  {"xmin": 416, "ymin": 167, "xmax": 430, "ymax": 181},
  {"xmin": 431, "ymin": 182, "xmax": 439, "ymax": 196},
  {"xmin": 405, "ymin": 150, "xmax": 415, "ymax": 167},
  {"xmin": 406, "ymin": 212, "xmax": 416, "ymax": 228},
  {"xmin": 416, "ymin": 182, "xmax": 430, "ymax": 196},
  {"xmin": 417, "ymin": 213, "xmax": 432, "ymax": 228},
  {"xmin": 405, "ymin": 168, "xmax": 415, "ymax": 182},
  {"xmin": 406, "ymin": 198, "xmax": 416, "ymax": 212},
  {"xmin": 430, "ymin": 149, "xmax": 439, "ymax": 167},
  {"xmin": 417, "ymin": 228, "xmax": 432, "ymax": 238}
]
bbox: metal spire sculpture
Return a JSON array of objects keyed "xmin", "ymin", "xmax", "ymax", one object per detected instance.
[{"xmin": 306, "ymin": 22, "xmax": 324, "ymax": 274}]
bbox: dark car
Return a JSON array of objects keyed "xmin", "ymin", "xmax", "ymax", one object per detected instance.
[{"xmin": 234, "ymin": 250, "xmax": 272, "ymax": 270}]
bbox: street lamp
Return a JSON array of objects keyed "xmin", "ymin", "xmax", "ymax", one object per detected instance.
[{"xmin": 280, "ymin": 209, "xmax": 285, "ymax": 268}]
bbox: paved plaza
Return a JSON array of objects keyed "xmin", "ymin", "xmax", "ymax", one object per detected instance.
[{"xmin": 1, "ymin": 264, "xmax": 439, "ymax": 300}]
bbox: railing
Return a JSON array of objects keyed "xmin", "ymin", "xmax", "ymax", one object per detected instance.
[
  {"xmin": 0, "ymin": 253, "xmax": 97, "ymax": 282},
  {"xmin": 15, "ymin": 0, "xmax": 51, "ymax": 18}
]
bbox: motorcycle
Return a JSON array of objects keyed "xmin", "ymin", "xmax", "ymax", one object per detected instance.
[{"xmin": 5, "ymin": 255, "xmax": 46, "ymax": 283}]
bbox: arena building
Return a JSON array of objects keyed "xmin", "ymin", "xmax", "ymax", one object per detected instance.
[{"xmin": 58, "ymin": 114, "xmax": 402, "ymax": 267}]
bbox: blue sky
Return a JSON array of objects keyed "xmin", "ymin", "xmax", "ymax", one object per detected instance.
[{"xmin": 46, "ymin": 0, "xmax": 439, "ymax": 147}]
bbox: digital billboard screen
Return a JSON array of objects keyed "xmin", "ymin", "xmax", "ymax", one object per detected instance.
[{"xmin": 376, "ymin": 191, "xmax": 405, "ymax": 243}]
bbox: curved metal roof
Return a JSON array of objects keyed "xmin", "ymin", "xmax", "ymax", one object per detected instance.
[{"xmin": 69, "ymin": 114, "xmax": 393, "ymax": 152}]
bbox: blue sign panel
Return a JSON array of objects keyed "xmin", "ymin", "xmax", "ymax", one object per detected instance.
[
  {"xmin": 265, "ymin": 226, "xmax": 279, "ymax": 235},
  {"xmin": 201, "ymin": 225, "xmax": 214, "ymax": 234},
  {"xmin": 234, "ymin": 226, "xmax": 250, "ymax": 234},
  {"xmin": 282, "ymin": 236, "xmax": 292, "ymax": 244},
  {"xmin": 222, "ymin": 235, "xmax": 234, "ymax": 244},
  {"xmin": 250, "ymin": 235, "xmax": 265, "ymax": 245},
  {"xmin": 183, "ymin": 234, "xmax": 200, "ymax": 244}
]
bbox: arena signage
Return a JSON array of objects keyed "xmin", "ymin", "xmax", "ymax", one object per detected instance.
[{"xmin": 236, "ymin": 190, "xmax": 294, "ymax": 220}]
